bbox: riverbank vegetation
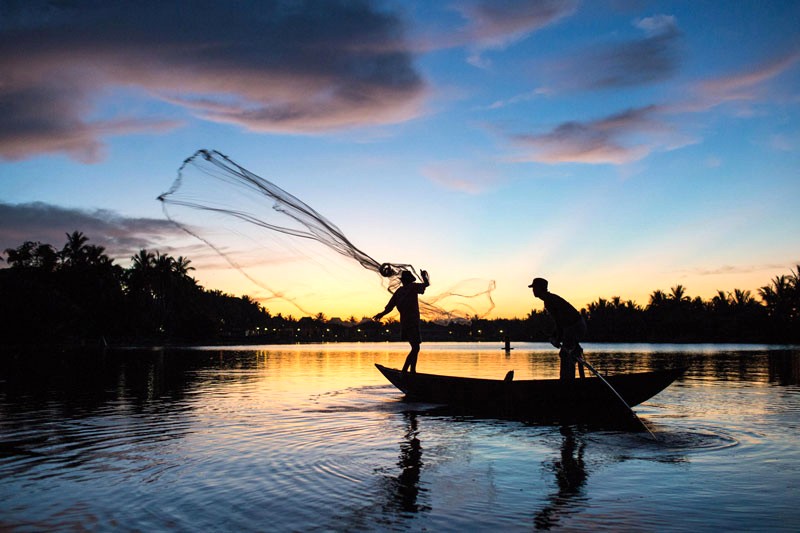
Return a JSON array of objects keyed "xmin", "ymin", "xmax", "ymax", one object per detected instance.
[{"xmin": 2, "ymin": 232, "xmax": 798, "ymax": 346}]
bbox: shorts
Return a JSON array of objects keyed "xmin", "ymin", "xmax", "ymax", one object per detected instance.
[
  {"xmin": 563, "ymin": 318, "xmax": 586, "ymax": 349},
  {"xmin": 401, "ymin": 322, "xmax": 421, "ymax": 344}
]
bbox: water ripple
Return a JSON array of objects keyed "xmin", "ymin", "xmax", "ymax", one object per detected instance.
[{"xmin": 2, "ymin": 345, "xmax": 799, "ymax": 531}]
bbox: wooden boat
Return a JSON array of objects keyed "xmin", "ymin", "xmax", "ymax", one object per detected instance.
[{"xmin": 375, "ymin": 363, "xmax": 686, "ymax": 422}]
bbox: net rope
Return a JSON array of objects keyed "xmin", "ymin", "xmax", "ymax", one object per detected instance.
[{"xmin": 158, "ymin": 149, "xmax": 495, "ymax": 322}]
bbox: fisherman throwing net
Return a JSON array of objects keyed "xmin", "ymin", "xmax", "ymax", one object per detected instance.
[{"xmin": 158, "ymin": 149, "xmax": 494, "ymax": 322}]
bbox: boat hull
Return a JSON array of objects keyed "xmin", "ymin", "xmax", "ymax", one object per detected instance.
[{"xmin": 375, "ymin": 363, "xmax": 686, "ymax": 421}]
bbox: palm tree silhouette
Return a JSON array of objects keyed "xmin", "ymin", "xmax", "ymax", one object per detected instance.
[
  {"xmin": 711, "ymin": 290, "xmax": 731, "ymax": 311},
  {"xmin": 60, "ymin": 231, "xmax": 89, "ymax": 267},
  {"xmin": 128, "ymin": 250, "xmax": 156, "ymax": 295},
  {"xmin": 759, "ymin": 266, "xmax": 800, "ymax": 323},
  {"xmin": 669, "ymin": 285, "xmax": 689, "ymax": 304},
  {"xmin": 173, "ymin": 256, "xmax": 194, "ymax": 277},
  {"xmin": 648, "ymin": 289, "xmax": 667, "ymax": 308},
  {"xmin": 731, "ymin": 288, "xmax": 756, "ymax": 308}
]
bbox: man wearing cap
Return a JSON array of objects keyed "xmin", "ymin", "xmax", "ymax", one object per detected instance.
[
  {"xmin": 529, "ymin": 277, "xmax": 587, "ymax": 380},
  {"xmin": 374, "ymin": 269, "xmax": 430, "ymax": 373}
]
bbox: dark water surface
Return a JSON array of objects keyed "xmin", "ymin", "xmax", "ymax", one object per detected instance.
[{"xmin": 1, "ymin": 343, "xmax": 798, "ymax": 531}]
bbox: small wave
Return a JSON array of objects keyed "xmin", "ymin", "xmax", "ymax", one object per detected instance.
[
  {"xmin": 584, "ymin": 424, "xmax": 739, "ymax": 463},
  {"xmin": 654, "ymin": 425, "xmax": 739, "ymax": 453}
]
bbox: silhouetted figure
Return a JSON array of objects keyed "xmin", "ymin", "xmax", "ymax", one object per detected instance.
[
  {"xmin": 529, "ymin": 277, "xmax": 586, "ymax": 380},
  {"xmin": 503, "ymin": 335, "xmax": 512, "ymax": 353},
  {"xmin": 395, "ymin": 412, "xmax": 424, "ymax": 513},
  {"xmin": 374, "ymin": 270, "xmax": 430, "ymax": 373},
  {"xmin": 534, "ymin": 426, "xmax": 588, "ymax": 529},
  {"xmin": 378, "ymin": 411, "xmax": 429, "ymax": 520}
]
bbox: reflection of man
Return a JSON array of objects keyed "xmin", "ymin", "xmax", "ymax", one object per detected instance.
[
  {"xmin": 374, "ymin": 270, "xmax": 430, "ymax": 373},
  {"xmin": 396, "ymin": 412, "xmax": 423, "ymax": 513},
  {"xmin": 534, "ymin": 425, "xmax": 588, "ymax": 529},
  {"xmin": 529, "ymin": 277, "xmax": 586, "ymax": 380},
  {"xmin": 379, "ymin": 411, "xmax": 430, "ymax": 520}
]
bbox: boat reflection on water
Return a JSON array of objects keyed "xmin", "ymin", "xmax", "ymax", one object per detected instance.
[
  {"xmin": 533, "ymin": 426, "xmax": 588, "ymax": 530},
  {"xmin": 1, "ymin": 345, "xmax": 797, "ymax": 531},
  {"xmin": 379, "ymin": 409, "xmax": 594, "ymax": 530}
]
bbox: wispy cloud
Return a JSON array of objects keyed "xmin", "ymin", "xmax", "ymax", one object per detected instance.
[
  {"xmin": 0, "ymin": 0, "xmax": 426, "ymax": 162},
  {"xmin": 680, "ymin": 262, "xmax": 798, "ymax": 277},
  {"xmin": 421, "ymin": 161, "xmax": 500, "ymax": 193},
  {"xmin": 455, "ymin": 0, "xmax": 578, "ymax": 67},
  {"xmin": 698, "ymin": 51, "xmax": 800, "ymax": 98},
  {"xmin": 511, "ymin": 105, "xmax": 680, "ymax": 164},
  {"xmin": 550, "ymin": 14, "xmax": 681, "ymax": 90},
  {"xmin": 508, "ymin": 49, "xmax": 799, "ymax": 165},
  {"xmin": 408, "ymin": 0, "xmax": 577, "ymax": 66},
  {"xmin": 0, "ymin": 202, "xmax": 183, "ymax": 260},
  {"xmin": 674, "ymin": 51, "xmax": 800, "ymax": 113},
  {"xmin": 768, "ymin": 134, "xmax": 796, "ymax": 152},
  {"xmin": 484, "ymin": 88, "xmax": 551, "ymax": 110}
]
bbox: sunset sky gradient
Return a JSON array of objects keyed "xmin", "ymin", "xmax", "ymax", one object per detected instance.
[{"xmin": 2, "ymin": 0, "xmax": 799, "ymax": 319}]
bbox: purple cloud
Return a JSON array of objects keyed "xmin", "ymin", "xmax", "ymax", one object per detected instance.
[
  {"xmin": 512, "ymin": 105, "xmax": 673, "ymax": 164},
  {"xmin": 456, "ymin": 0, "xmax": 578, "ymax": 48},
  {"xmin": 0, "ymin": 202, "xmax": 184, "ymax": 260},
  {"xmin": 509, "ymin": 48, "xmax": 798, "ymax": 165},
  {"xmin": 421, "ymin": 160, "xmax": 500, "ymax": 193},
  {"xmin": 0, "ymin": 0, "xmax": 425, "ymax": 162},
  {"xmin": 406, "ymin": 0, "xmax": 576, "ymax": 66},
  {"xmin": 691, "ymin": 51, "xmax": 800, "ymax": 110},
  {"xmin": 550, "ymin": 14, "xmax": 681, "ymax": 89}
]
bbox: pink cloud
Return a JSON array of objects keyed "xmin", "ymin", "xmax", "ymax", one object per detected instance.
[
  {"xmin": 666, "ymin": 51, "xmax": 800, "ymax": 114},
  {"xmin": 0, "ymin": 1, "xmax": 426, "ymax": 161},
  {"xmin": 455, "ymin": 0, "xmax": 578, "ymax": 49},
  {"xmin": 0, "ymin": 202, "xmax": 183, "ymax": 260},
  {"xmin": 421, "ymin": 161, "xmax": 500, "ymax": 193},
  {"xmin": 508, "ymin": 50, "xmax": 798, "ymax": 165},
  {"xmin": 511, "ymin": 105, "xmax": 672, "ymax": 164},
  {"xmin": 699, "ymin": 52, "xmax": 800, "ymax": 98},
  {"xmin": 408, "ymin": 0, "xmax": 577, "ymax": 65},
  {"xmin": 546, "ymin": 13, "xmax": 681, "ymax": 90}
]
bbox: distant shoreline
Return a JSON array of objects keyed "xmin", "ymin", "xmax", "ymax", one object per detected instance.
[{"xmin": 4, "ymin": 339, "xmax": 797, "ymax": 354}]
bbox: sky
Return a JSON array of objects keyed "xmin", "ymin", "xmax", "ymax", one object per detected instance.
[{"xmin": 1, "ymin": 0, "xmax": 799, "ymax": 320}]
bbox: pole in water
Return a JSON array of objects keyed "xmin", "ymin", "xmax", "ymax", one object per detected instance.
[{"xmin": 578, "ymin": 356, "xmax": 659, "ymax": 441}]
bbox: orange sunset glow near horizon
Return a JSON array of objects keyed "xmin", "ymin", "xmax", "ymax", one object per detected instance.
[{"xmin": 1, "ymin": 1, "xmax": 798, "ymax": 321}]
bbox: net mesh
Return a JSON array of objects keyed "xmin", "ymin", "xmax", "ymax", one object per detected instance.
[{"xmin": 158, "ymin": 149, "xmax": 495, "ymax": 322}]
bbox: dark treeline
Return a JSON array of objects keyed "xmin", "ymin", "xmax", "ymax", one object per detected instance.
[
  {"xmin": 2, "ymin": 232, "xmax": 799, "ymax": 346},
  {"xmin": 1, "ymin": 232, "xmax": 269, "ymax": 346}
]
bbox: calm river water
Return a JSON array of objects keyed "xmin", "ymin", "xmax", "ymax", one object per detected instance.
[{"xmin": 1, "ymin": 343, "xmax": 798, "ymax": 531}]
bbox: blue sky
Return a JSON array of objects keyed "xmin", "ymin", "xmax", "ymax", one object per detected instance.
[{"xmin": 1, "ymin": 0, "xmax": 799, "ymax": 319}]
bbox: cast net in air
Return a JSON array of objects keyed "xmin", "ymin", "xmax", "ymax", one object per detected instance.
[{"xmin": 158, "ymin": 149, "xmax": 495, "ymax": 322}]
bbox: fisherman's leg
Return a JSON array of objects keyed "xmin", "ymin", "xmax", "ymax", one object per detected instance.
[
  {"xmin": 575, "ymin": 345, "xmax": 586, "ymax": 379},
  {"xmin": 559, "ymin": 346, "xmax": 574, "ymax": 381},
  {"xmin": 561, "ymin": 321, "xmax": 584, "ymax": 379},
  {"xmin": 575, "ymin": 319, "xmax": 587, "ymax": 379},
  {"xmin": 402, "ymin": 342, "xmax": 420, "ymax": 373},
  {"xmin": 560, "ymin": 336, "xmax": 577, "ymax": 381}
]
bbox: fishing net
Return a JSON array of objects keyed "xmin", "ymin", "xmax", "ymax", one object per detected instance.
[{"xmin": 158, "ymin": 149, "xmax": 495, "ymax": 322}]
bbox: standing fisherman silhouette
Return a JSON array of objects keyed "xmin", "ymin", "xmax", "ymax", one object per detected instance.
[
  {"xmin": 374, "ymin": 270, "xmax": 430, "ymax": 373},
  {"xmin": 529, "ymin": 277, "xmax": 587, "ymax": 380}
]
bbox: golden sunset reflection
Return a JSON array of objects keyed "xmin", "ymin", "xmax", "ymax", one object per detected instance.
[
  {"xmin": 195, "ymin": 342, "xmax": 596, "ymax": 396},
  {"xmin": 1, "ymin": 345, "xmax": 798, "ymax": 531}
]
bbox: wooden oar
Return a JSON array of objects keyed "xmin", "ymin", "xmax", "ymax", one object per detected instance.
[{"xmin": 576, "ymin": 353, "xmax": 659, "ymax": 441}]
